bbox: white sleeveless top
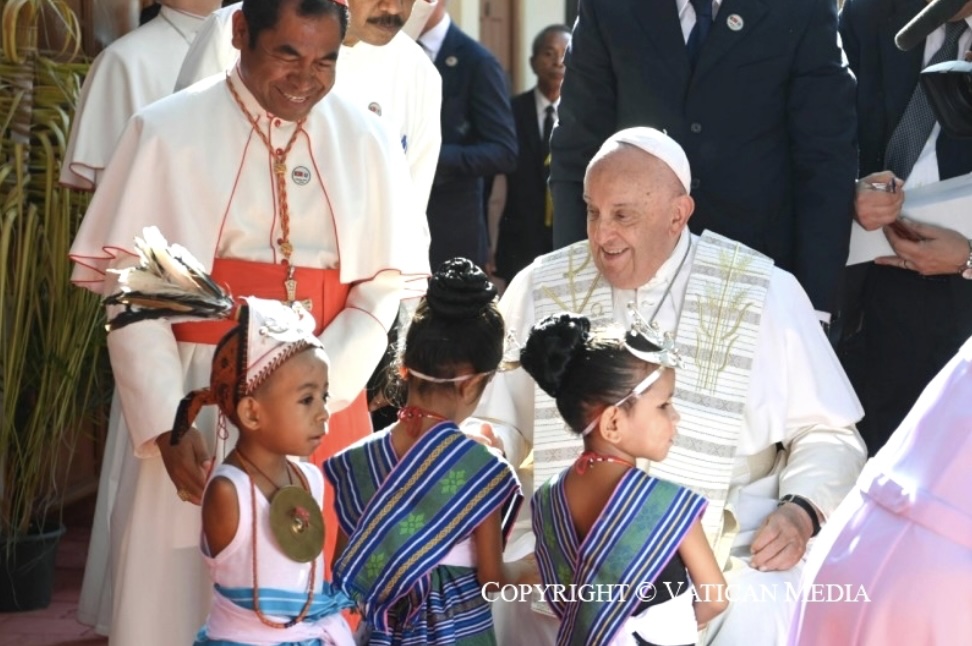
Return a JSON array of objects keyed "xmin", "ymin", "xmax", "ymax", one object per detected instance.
[{"xmin": 202, "ymin": 461, "xmax": 326, "ymax": 594}]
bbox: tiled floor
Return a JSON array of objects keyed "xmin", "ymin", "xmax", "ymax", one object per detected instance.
[{"xmin": 0, "ymin": 498, "xmax": 107, "ymax": 646}]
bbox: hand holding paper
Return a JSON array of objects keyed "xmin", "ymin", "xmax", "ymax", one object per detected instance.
[
  {"xmin": 875, "ymin": 219, "xmax": 971, "ymax": 275},
  {"xmin": 847, "ymin": 172, "xmax": 972, "ymax": 266},
  {"xmin": 854, "ymin": 171, "xmax": 904, "ymax": 230}
]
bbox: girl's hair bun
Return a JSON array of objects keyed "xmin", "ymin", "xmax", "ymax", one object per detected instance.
[
  {"xmin": 425, "ymin": 257, "xmax": 497, "ymax": 320},
  {"xmin": 520, "ymin": 312, "xmax": 590, "ymax": 397}
]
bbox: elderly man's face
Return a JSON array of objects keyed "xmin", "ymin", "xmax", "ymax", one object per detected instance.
[
  {"xmin": 346, "ymin": 0, "xmax": 416, "ymax": 46},
  {"xmin": 584, "ymin": 147, "xmax": 693, "ymax": 290},
  {"xmin": 233, "ymin": 5, "xmax": 341, "ymax": 122}
]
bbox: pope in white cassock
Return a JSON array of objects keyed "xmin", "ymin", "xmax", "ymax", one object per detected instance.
[
  {"xmin": 175, "ymin": 0, "xmax": 442, "ymax": 216},
  {"xmin": 68, "ymin": 1, "xmax": 429, "ymax": 644},
  {"xmin": 60, "ymin": 0, "xmax": 221, "ymax": 191},
  {"xmin": 473, "ymin": 127, "xmax": 867, "ymax": 645}
]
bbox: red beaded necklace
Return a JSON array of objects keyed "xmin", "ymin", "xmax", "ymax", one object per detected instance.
[
  {"xmin": 574, "ymin": 450, "xmax": 635, "ymax": 475},
  {"xmin": 397, "ymin": 405, "xmax": 447, "ymax": 437}
]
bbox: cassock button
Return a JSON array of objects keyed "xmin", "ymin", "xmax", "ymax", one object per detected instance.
[
  {"xmin": 691, "ymin": 178, "xmax": 701, "ymax": 190},
  {"xmin": 690, "ymin": 122, "xmax": 702, "ymax": 134}
]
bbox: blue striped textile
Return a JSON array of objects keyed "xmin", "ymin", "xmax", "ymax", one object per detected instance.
[
  {"xmin": 532, "ymin": 468, "xmax": 706, "ymax": 646},
  {"xmin": 324, "ymin": 422, "xmax": 521, "ymax": 643}
]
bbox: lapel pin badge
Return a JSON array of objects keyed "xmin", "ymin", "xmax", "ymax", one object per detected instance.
[
  {"xmin": 445, "ymin": 55, "xmax": 458, "ymax": 67},
  {"xmin": 727, "ymin": 14, "xmax": 744, "ymax": 31},
  {"xmin": 368, "ymin": 102, "xmax": 382, "ymax": 116}
]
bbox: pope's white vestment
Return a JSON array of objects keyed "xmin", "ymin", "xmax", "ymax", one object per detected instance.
[
  {"xmin": 69, "ymin": 68, "xmax": 429, "ymax": 646},
  {"xmin": 60, "ymin": 6, "xmax": 210, "ymax": 191},
  {"xmin": 475, "ymin": 233, "xmax": 867, "ymax": 646},
  {"xmin": 174, "ymin": 3, "xmax": 442, "ymax": 213}
]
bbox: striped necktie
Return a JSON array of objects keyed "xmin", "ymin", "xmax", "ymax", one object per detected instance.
[{"xmin": 885, "ymin": 21, "xmax": 967, "ymax": 179}]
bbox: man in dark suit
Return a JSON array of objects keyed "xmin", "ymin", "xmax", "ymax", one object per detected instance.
[
  {"xmin": 493, "ymin": 24, "xmax": 571, "ymax": 283},
  {"xmin": 549, "ymin": 0, "xmax": 858, "ymax": 316},
  {"xmin": 419, "ymin": 0, "xmax": 517, "ymax": 269},
  {"xmin": 838, "ymin": 0, "xmax": 972, "ymax": 455}
]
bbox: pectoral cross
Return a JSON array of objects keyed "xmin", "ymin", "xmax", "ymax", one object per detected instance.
[{"xmin": 283, "ymin": 264, "xmax": 313, "ymax": 311}]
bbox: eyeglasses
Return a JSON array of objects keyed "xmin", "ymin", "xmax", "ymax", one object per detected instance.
[{"xmin": 580, "ymin": 367, "xmax": 665, "ymax": 436}]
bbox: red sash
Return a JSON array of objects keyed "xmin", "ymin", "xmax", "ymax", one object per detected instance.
[{"xmin": 172, "ymin": 257, "xmax": 372, "ymax": 568}]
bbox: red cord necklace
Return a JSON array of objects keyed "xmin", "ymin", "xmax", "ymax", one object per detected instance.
[{"xmin": 574, "ymin": 451, "xmax": 635, "ymax": 475}]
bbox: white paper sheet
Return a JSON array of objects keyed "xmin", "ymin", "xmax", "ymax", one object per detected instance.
[{"xmin": 846, "ymin": 173, "xmax": 972, "ymax": 265}]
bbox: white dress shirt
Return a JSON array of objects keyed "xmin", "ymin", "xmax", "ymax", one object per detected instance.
[
  {"xmin": 418, "ymin": 12, "xmax": 451, "ymax": 62},
  {"xmin": 677, "ymin": 0, "xmax": 724, "ymax": 42},
  {"xmin": 533, "ymin": 87, "xmax": 559, "ymax": 139}
]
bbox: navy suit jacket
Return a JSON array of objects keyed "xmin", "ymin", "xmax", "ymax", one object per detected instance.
[
  {"xmin": 427, "ymin": 22, "xmax": 517, "ymax": 269},
  {"xmin": 495, "ymin": 89, "xmax": 552, "ymax": 280},
  {"xmin": 550, "ymin": 0, "xmax": 858, "ymax": 313}
]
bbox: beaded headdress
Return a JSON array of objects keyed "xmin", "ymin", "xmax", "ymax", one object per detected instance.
[{"xmin": 104, "ymin": 227, "xmax": 326, "ymax": 444}]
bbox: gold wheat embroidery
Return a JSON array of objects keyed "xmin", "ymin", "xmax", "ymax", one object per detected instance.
[
  {"xmin": 540, "ymin": 246, "xmax": 602, "ymax": 314},
  {"xmin": 694, "ymin": 245, "xmax": 754, "ymax": 393}
]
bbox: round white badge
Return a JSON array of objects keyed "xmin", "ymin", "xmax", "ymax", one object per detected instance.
[
  {"xmin": 291, "ymin": 166, "xmax": 311, "ymax": 186},
  {"xmin": 368, "ymin": 102, "xmax": 382, "ymax": 116},
  {"xmin": 445, "ymin": 56, "xmax": 458, "ymax": 67},
  {"xmin": 726, "ymin": 14, "xmax": 744, "ymax": 31}
]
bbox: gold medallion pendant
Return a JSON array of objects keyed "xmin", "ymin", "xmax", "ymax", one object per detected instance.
[{"xmin": 269, "ymin": 485, "xmax": 324, "ymax": 563}]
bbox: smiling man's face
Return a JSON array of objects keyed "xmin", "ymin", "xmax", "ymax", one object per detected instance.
[{"xmin": 234, "ymin": 3, "xmax": 342, "ymax": 121}]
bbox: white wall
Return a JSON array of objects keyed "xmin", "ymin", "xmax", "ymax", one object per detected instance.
[{"xmin": 449, "ymin": 0, "xmax": 567, "ymax": 94}]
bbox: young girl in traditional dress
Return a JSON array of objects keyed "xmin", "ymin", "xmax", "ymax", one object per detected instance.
[
  {"xmin": 323, "ymin": 258, "xmax": 523, "ymax": 645},
  {"xmin": 521, "ymin": 312, "xmax": 728, "ymax": 646}
]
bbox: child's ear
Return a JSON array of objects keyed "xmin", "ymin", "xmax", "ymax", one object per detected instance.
[
  {"xmin": 598, "ymin": 407, "xmax": 624, "ymax": 445},
  {"xmin": 236, "ymin": 397, "xmax": 260, "ymax": 431},
  {"xmin": 458, "ymin": 372, "xmax": 489, "ymax": 403}
]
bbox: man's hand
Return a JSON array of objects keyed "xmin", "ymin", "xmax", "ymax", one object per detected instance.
[
  {"xmin": 854, "ymin": 171, "xmax": 904, "ymax": 230},
  {"xmin": 463, "ymin": 421, "xmax": 505, "ymax": 458},
  {"xmin": 749, "ymin": 503, "xmax": 815, "ymax": 572},
  {"xmin": 156, "ymin": 428, "xmax": 212, "ymax": 506},
  {"xmin": 876, "ymin": 220, "xmax": 971, "ymax": 276}
]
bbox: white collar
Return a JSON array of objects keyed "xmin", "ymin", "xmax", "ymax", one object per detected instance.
[
  {"xmin": 641, "ymin": 230, "xmax": 690, "ymax": 290},
  {"xmin": 676, "ymin": 0, "xmax": 723, "ymax": 19},
  {"xmin": 419, "ymin": 13, "xmax": 451, "ymax": 61},
  {"xmin": 533, "ymin": 87, "xmax": 559, "ymax": 113}
]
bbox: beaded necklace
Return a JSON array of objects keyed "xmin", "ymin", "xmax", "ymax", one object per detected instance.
[
  {"xmin": 397, "ymin": 405, "xmax": 447, "ymax": 438},
  {"xmin": 226, "ymin": 74, "xmax": 309, "ymax": 308},
  {"xmin": 574, "ymin": 450, "xmax": 635, "ymax": 475}
]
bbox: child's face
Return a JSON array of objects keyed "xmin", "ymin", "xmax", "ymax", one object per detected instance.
[
  {"xmin": 251, "ymin": 348, "xmax": 330, "ymax": 456},
  {"xmin": 618, "ymin": 369, "xmax": 679, "ymax": 462}
]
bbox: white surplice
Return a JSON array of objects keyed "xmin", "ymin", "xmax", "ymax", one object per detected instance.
[
  {"xmin": 69, "ymin": 67, "xmax": 429, "ymax": 646},
  {"xmin": 60, "ymin": 6, "xmax": 214, "ymax": 635},
  {"xmin": 174, "ymin": 3, "xmax": 442, "ymax": 213},
  {"xmin": 475, "ymin": 233, "xmax": 867, "ymax": 646},
  {"xmin": 60, "ymin": 6, "xmax": 209, "ymax": 191}
]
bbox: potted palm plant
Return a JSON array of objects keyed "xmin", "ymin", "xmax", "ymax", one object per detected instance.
[{"xmin": 0, "ymin": 0, "xmax": 107, "ymax": 611}]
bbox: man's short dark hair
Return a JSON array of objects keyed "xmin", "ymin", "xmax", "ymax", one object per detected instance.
[
  {"xmin": 531, "ymin": 24, "xmax": 571, "ymax": 58},
  {"xmin": 242, "ymin": 0, "xmax": 349, "ymax": 49}
]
